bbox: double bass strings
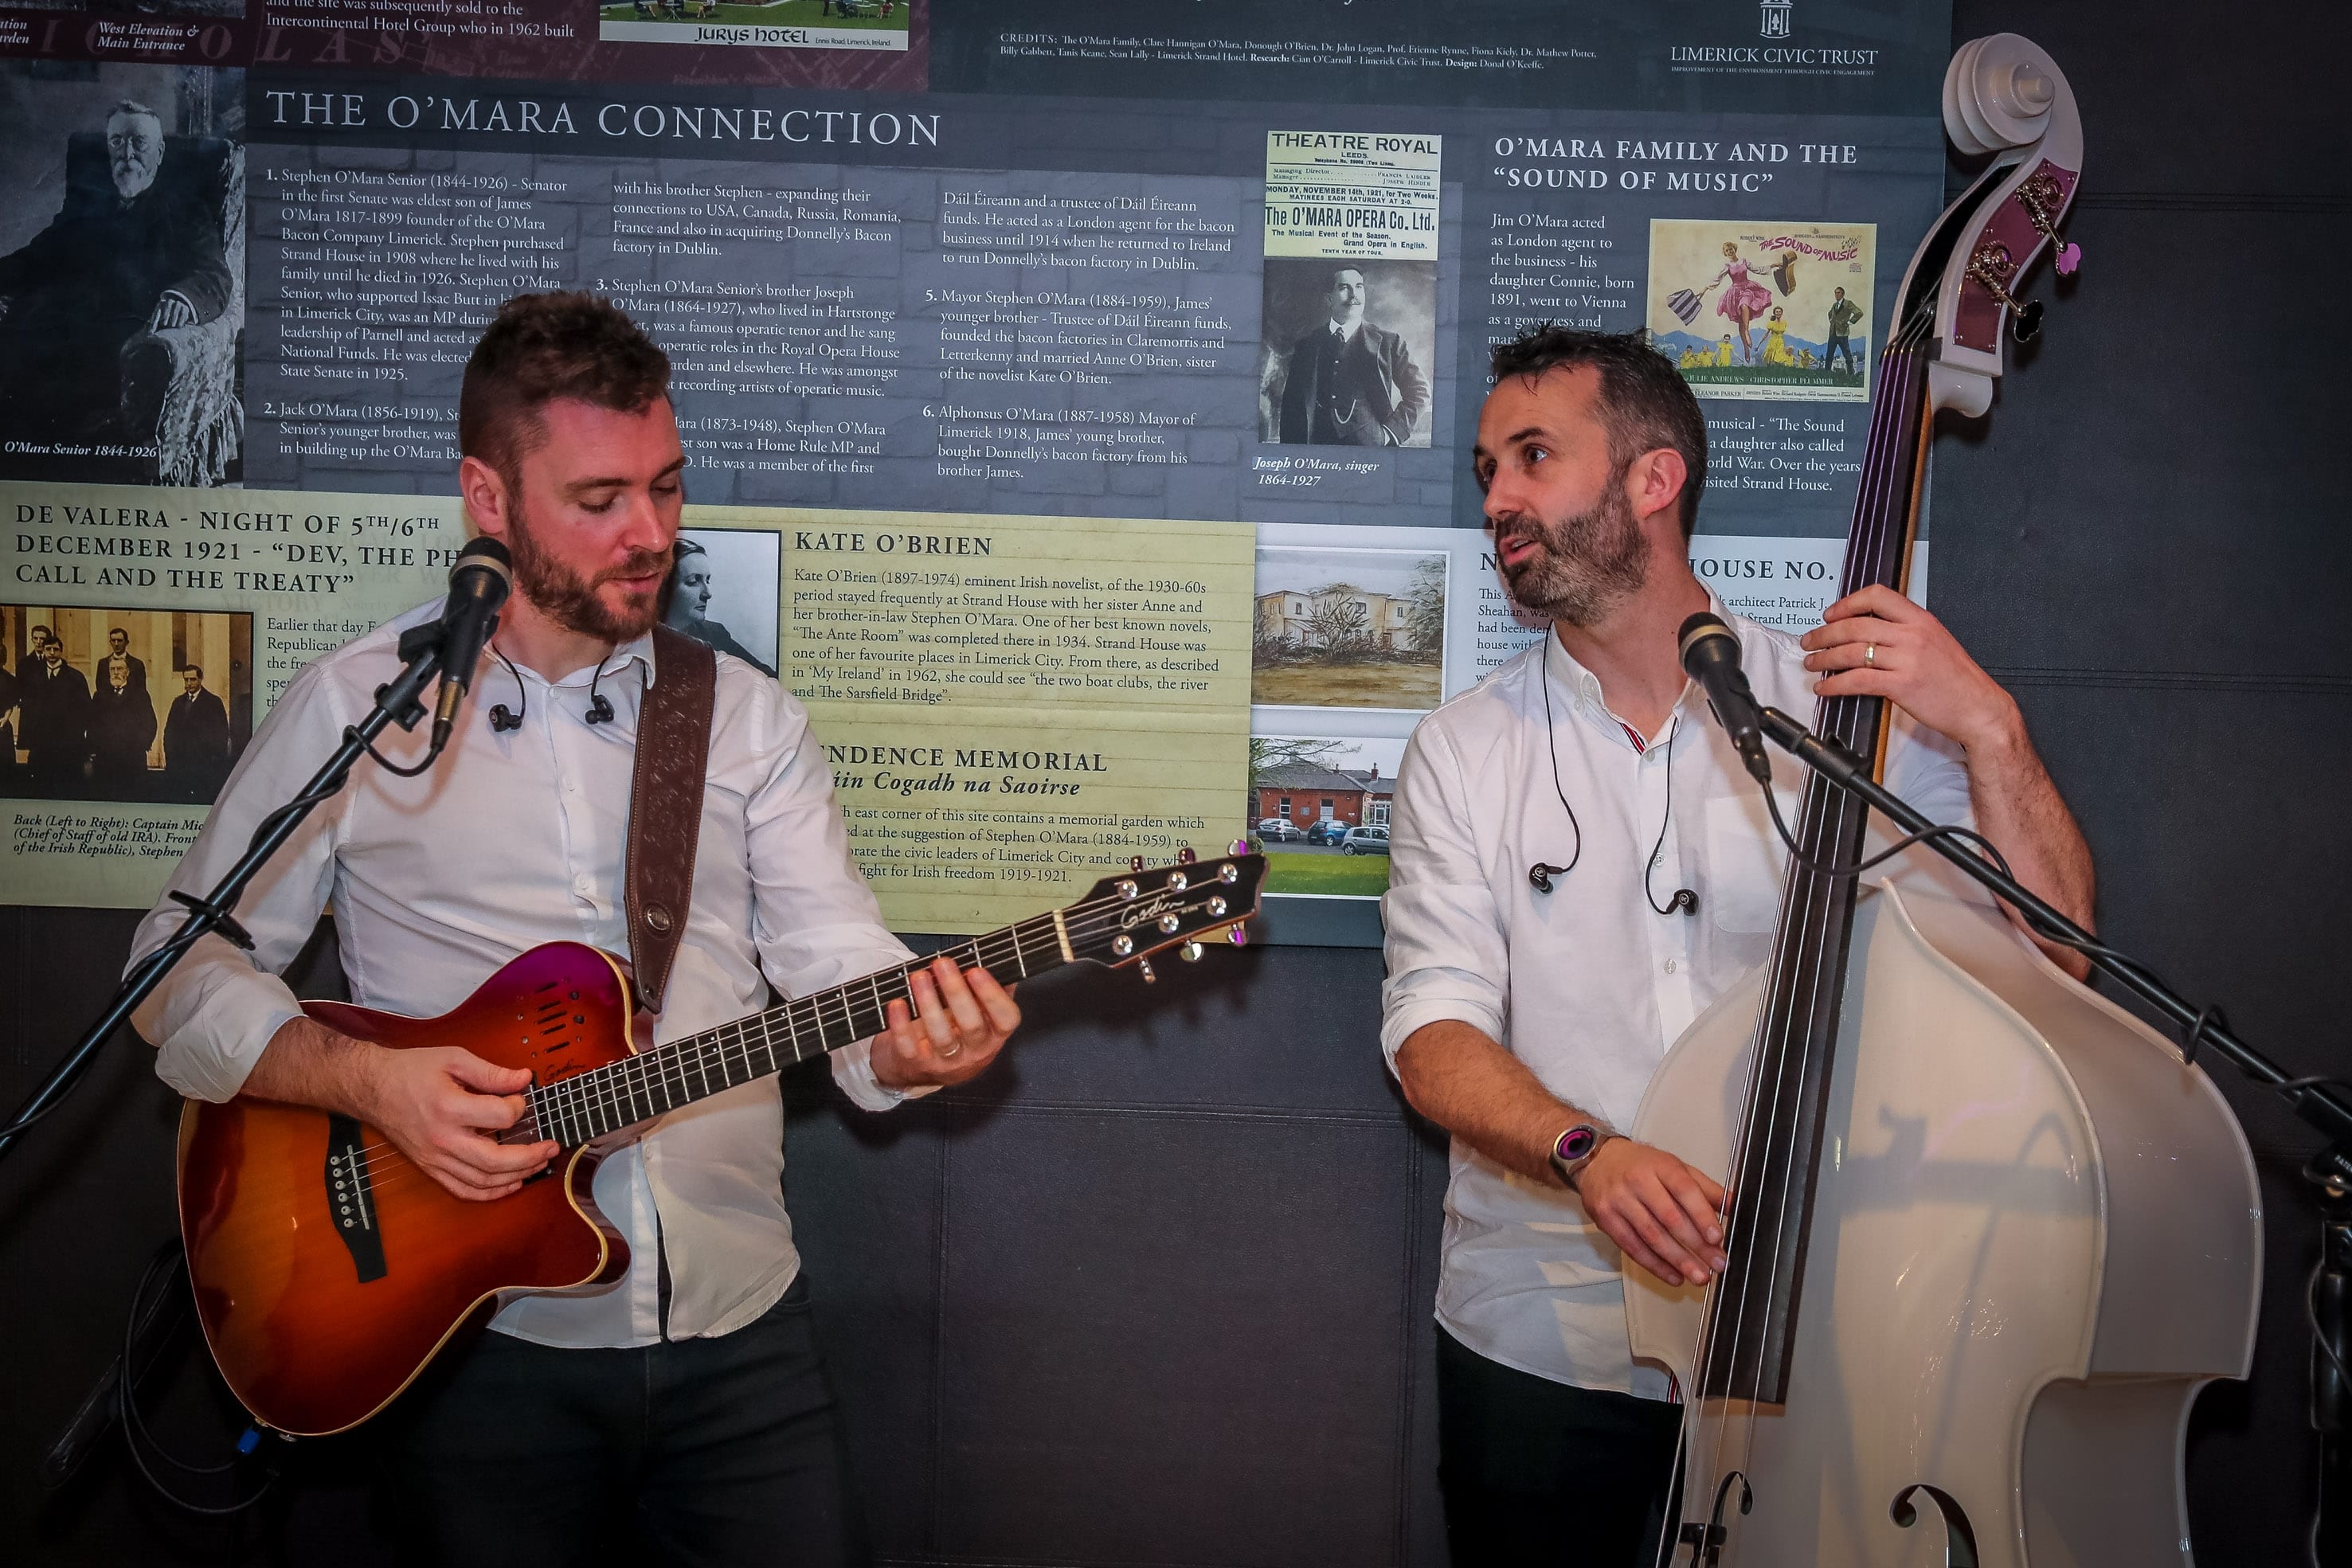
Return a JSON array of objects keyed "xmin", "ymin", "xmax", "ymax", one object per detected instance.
[
  {"xmin": 1713, "ymin": 311, "xmax": 1934, "ymax": 1519},
  {"xmin": 1665, "ymin": 307, "xmax": 1937, "ymax": 1557}
]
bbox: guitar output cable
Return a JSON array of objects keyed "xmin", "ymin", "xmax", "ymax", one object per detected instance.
[{"xmin": 116, "ymin": 1239, "xmax": 282, "ymax": 1518}]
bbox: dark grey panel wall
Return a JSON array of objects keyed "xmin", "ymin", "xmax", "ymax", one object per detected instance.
[
  {"xmin": 783, "ymin": 947, "xmax": 1450, "ymax": 1567},
  {"xmin": 6, "ymin": 6, "xmax": 2350, "ymax": 1564},
  {"xmin": 1927, "ymin": 6, "xmax": 2352, "ymax": 1562}
]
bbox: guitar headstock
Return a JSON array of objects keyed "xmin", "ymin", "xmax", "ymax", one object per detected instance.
[
  {"xmin": 1891, "ymin": 33, "xmax": 2084, "ymax": 418},
  {"xmin": 1063, "ymin": 845, "xmax": 1267, "ymax": 978}
]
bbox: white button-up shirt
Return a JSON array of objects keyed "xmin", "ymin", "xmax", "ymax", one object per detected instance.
[
  {"xmin": 130, "ymin": 600, "xmax": 916, "ymax": 1348},
  {"xmin": 1380, "ymin": 607, "xmax": 1982, "ymax": 1394}
]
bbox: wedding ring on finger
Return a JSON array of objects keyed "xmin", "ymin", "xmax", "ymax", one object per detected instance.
[
  {"xmin": 1863, "ymin": 642, "xmax": 1877, "ymax": 667},
  {"xmin": 939, "ymin": 1041, "xmax": 962, "ymax": 1058}
]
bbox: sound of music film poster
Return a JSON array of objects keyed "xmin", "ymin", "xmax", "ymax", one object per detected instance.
[{"xmin": 1645, "ymin": 217, "xmax": 1876, "ymax": 403}]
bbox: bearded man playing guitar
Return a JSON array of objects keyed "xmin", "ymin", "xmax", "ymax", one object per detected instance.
[
  {"xmin": 127, "ymin": 292, "xmax": 1016, "ymax": 1566},
  {"xmin": 1381, "ymin": 326, "xmax": 2097, "ymax": 1564}
]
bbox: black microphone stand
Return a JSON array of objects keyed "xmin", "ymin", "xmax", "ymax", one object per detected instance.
[
  {"xmin": 7, "ymin": 620, "xmax": 451, "ymax": 1512},
  {"xmin": 1754, "ymin": 702, "xmax": 2352, "ymax": 1558},
  {"xmin": 0, "ymin": 619, "xmax": 447, "ymax": 1167}
]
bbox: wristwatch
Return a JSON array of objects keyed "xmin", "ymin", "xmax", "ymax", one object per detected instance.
[{"xmin": 1548, "ymin": 1124, "xmax": 1621, "ymax": 1191}]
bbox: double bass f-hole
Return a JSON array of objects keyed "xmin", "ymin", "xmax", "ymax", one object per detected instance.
[
  {"xmin": 1677, "ymin": 1471, "xmax": 1752, "ymax": 1566},
  {"xmin": 1889, "ymin": 1483, "xmax": 1980, "ymax": 1567}
]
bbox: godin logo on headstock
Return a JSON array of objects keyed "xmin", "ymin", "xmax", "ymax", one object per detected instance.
[
  {"xmin": 1759, "ymin": 0, "xmax": 1792, "ymax": 40},
  {"xmin": 1117, "ymin": 890, "xmax": 1192, "ymax": 933}
]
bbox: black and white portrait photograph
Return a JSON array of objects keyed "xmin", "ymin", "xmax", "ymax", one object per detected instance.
[
  {"xmin": 0, "ymin": 604, "xmax": 253, "ymax": 805},
  {"xmin": 1258, "ymin": 256, "xmax": 1436, "ymax": 449},
  {"xmin": 0, "ymin": 64, "xmax": 245, "ymax": 486},
  {"xmin": 663, "ymin": 528, "xmax": 781, "ymax": 678}
]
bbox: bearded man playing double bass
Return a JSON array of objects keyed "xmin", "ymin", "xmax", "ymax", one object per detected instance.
[{"xmin": 1380, "ymin": 325, "xmax": 2096, "ymax": 1562}]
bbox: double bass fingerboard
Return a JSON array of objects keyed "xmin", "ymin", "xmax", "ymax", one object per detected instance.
[{"xmin": 1697, "ymin": 315, "xmax": 1935, "ymax": 1406}]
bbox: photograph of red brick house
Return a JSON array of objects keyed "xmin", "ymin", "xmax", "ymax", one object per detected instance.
[{"xmin": 1249, "ymin": 758, "xmax": 1394, "ymax": 829}]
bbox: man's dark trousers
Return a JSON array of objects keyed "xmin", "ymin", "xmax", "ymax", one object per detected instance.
[
  {"xmin": 385, "ymin": 1276, "xmax": 865, "ymax": 1566},
  {"xmin": 1436, "ymin": 1326, "xmax": 1681, "ymax": 1566}
]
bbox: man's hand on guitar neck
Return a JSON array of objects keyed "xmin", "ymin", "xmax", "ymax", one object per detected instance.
[
  {"xmin": 871, "ymin": 955, "xmax": 1019, "ymax": 1090},
  {"xmin": 246, "ymin": 1017, "xmax": 558, "ymax": 1202}
]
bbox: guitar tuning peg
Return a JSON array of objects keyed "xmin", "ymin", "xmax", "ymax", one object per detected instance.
[
  {"xmin": 1227, "ymin": 923, "xmax": 1249, "ymax": 948},
  {"xmin": 1177, "ymin": 846, "xmax": 1197, "ymax": 865},
  {"xmin": 2053, "ymin": 240, "xmax": 2081, "ymax": 278},
  {"xmin": 1179, "ymin": 941, "xmax": 1203, "ymax": 963},
  {"xmin": 1229, "ymin": 838, "xmax": 1250, "ymax": 857},
  {"xmin": 1129, "ymin": 854, "xmax": 1145, "ymax": 873},
  {"xmin": 1137, "ymin": 956, "xmax": 1156, "ymax": 984},
  {"xmin": 2012, "ymin": 298, "xmax": 2045, "ymax": 343}
]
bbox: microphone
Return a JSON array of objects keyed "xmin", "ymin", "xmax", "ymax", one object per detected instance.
[
  {"xmin": 429, "ymin": 538, "xmax": 514, "ymax": 751},
  {"xmin": 1677, "ymin": 612, "xmax": 1772, "ymax": 784}
]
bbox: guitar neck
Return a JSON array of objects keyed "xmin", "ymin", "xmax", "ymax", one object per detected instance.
[{"xmin": 527, "ymin": 911, "xmax": 1071, "ymax": 1148}]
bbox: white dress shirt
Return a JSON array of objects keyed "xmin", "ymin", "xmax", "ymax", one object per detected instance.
[
  {"xmin": 129, "ymin": 599, "xmax": 917, "ymax": 1348},
  {"xmin": 1380, "ymin": 606, "xmax": 1985, "ymax": 1395}
]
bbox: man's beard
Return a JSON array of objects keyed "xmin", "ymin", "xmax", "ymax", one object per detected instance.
[
  {"xmin": 1493, "ymin": 475, "xmax": 1650, "ymax": 628},
  {"xmin": 111, "ymin": 148, "xmax": 159, "ymax": 201},
  {"xmin": 505, "ymin": 490, "xmax": 671, "ymax": 644}
]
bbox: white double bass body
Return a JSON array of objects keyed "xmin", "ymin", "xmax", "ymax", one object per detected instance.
[
  {"xmin": 1626, "ymin": 880, "xmax": 2260, "ymax": 1566},
  {"xmin": 1625, "ymin": 37, "xmax": 2262, "ymax": 1567}
]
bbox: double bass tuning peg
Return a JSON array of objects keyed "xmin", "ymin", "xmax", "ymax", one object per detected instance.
[
  {"xmin": 2016, "ymin": 170, "xmax": 2082, "ymax": 279},
  {"xmin": 1965, "ymin": 239, "xmax": 2047, "ymax": 345}
]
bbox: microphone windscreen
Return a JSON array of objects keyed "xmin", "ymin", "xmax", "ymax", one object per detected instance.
[
  {"xmin": 448, "ymin": 537, "xmax": 514, "ymax": 610},
  {"xmin": 1677, "ymin": 611, "xmax": 1735, "ymax": 671}
]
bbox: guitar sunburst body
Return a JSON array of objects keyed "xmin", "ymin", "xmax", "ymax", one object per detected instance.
[
  {"xmin": 178, "ymin": 944, "xmax": 640, "ymax": 1437},
  {"xmin": 175, "ymin": 852, "xmax": 1267, "ymax": 1438}
]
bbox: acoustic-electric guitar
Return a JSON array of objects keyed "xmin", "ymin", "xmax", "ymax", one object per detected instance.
[{"xmin": 178, "ymin": 850, "xmax": 1265, "ymax": 1437}]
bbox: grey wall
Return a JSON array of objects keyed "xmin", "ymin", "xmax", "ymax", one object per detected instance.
[{"xmin": 4, "ymin": 5, "xmax": 2349, "ymax": 1562}]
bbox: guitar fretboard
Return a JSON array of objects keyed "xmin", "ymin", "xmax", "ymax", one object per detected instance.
[{"xmin": 518, "ymin": 911, "xmax": 1069, "ymax": 1148}]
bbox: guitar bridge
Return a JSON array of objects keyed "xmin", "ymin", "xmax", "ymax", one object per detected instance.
[{"xmin": 325, "ymin": 1115, "xmax": 388, "ymax": 1284}]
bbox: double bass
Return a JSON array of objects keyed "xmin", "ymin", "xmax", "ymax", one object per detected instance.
[{"xmin": 1626, "ymin": 35, "xmax": 2261, "ymax": 1567}]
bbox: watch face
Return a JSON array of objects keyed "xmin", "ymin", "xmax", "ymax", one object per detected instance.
[{"xmin": 1556, "ymin": 1126, "xmax": 1598, "ymax": 1162}]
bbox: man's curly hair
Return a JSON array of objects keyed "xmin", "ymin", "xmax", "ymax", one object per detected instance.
[{"xmin": 458, "ymin": 292, "xmax": 671, "ymax": 489}]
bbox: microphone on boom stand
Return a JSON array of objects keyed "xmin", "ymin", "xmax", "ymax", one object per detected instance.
[
  {"xmin": 1677, "ymin": 612, "xmax": 1772, "ymax": 784},
  {"xmin": 428, "ymin": 537, "xmax": 514, "ymax": 752}
]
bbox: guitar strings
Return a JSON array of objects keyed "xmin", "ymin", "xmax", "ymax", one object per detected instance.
[
  {"xmin": 335, "ymin": 917, "xmax": 1077, "ymax": 1184},
  {"xmin": 331, "ymin": 914, "xmax": 1112, "ymax": 1199},
  {"xmin": 317, "ymin": 870, "xmax": 1249, "ymax": 1183}
]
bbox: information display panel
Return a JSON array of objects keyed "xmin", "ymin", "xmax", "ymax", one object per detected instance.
[{"xmin": 0, "ymin": 2, "xmax": 1957, "ymax": 942}]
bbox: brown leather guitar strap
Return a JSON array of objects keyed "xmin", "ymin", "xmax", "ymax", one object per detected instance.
[{"xmin": 624, "ymin": 625, "xmax": 717, "ymax": 1013}]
